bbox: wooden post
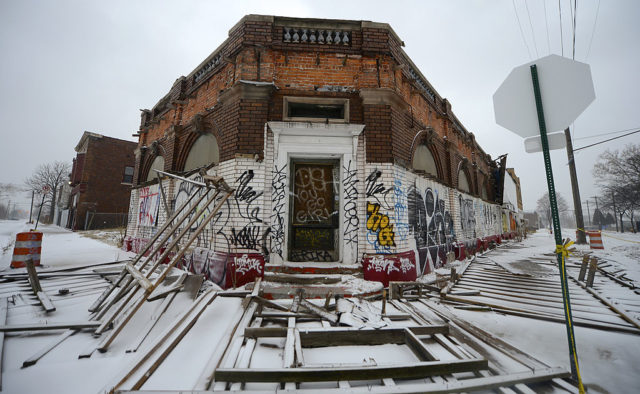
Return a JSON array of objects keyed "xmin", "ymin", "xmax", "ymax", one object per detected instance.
[
  {"xmin": 578, "ymin": 255, "xmax": 589, "ymax": 282},
  {"xmin": 25, "ymin": 258, "xmax": 42, "ymax": 294},
  {"xmin": 381, "ymin": 289, "xmax": 387, "ymax": 315},
  {"xmin": 586, "ymin": 258, "xmax": 598, "ymax": 288}
]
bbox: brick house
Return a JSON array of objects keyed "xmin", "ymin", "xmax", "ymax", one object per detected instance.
[
  {"xmin": 124, "ymin": 15, "xmax": 519, "ymax": 286},
  {"xmin": 68, "ymin": 131, "xmax": 137, "ymax": 230}
]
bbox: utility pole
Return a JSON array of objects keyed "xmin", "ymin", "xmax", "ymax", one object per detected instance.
[
  {"xmin": 585, "ymin": 200, "xmax": 591, "ymax": 226},
  {"xmin": 564, "ymin": 128, "xmax": 586, "ymax": 244}
]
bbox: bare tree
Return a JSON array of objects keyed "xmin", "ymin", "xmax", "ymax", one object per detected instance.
[
  {"xmin": 25, "ymin": 161, "xmax": 71, "ymax": 223},
  {"xmin": 593, "ymin": 144, "xmax": 640, "ymax": 232},
  {"xmin": 536, "ymin": 192, "xmax": 569, "ymax": 230}
]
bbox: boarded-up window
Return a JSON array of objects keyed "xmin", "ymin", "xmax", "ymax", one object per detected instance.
[
  {"xmin": 458, "ymin": 168, "xmax": 470, "ymax": 193},
  {"xmin": 184, "ymin": 134, "xmax": 219, "ymax": 172},
  {"xmin": 412, "ymin": 145, "xmax": 438, "ymax": 177},
  {"xmin": 146, "ymin": 156, "xmax": 165, "ymax": 182}
]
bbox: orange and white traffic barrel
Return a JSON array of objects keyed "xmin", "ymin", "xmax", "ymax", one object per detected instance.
[
  {"xmin": 11, "ymin": 231, "xmax": 43, "ymax": 268},
  {"xmin": 587, "ymin": 231, "xmax": 604, "ymax": 250}
]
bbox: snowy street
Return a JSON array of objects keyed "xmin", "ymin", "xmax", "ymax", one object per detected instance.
[{"xmin": 0, "ymin": 221, "xmax": 639, "ymax": 393}]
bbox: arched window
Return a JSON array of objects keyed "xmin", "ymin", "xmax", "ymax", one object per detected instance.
[
  {"xmin": 184, "ymin": 134, "xmax": 219, "ymax": 172},
  {"xmin": 481, "ymin": 180, "xmax": 488, "ymax": 200},
  {"xmin": 146, "ymin": 156, "xmax": 165, "ymax": 182},
  {"xmin": 412, "ymin": 145, "xmax": 438, "ymax": 178},
  {"xmin": 458, "ymin": 168, "xmax": 470, "ymax": 193}
]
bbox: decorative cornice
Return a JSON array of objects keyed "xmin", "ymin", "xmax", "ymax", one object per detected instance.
[{"xmin": 359, "ymin": 88, "xmax": 407, "ymax": 111}]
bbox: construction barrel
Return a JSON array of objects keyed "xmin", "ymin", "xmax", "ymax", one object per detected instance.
[
  {"xmin": 587, "ymin": 230, "xmax": 604, "ymax": 250},
  {"xmin": 11, "ymin": 231, "xmax": 43, "ymax": 268}
]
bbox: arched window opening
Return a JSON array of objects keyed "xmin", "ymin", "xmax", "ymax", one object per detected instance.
[
  {"xmin": 412, "ymin": 145, "xmax": 438, "ymax": 178},
  {"xmin": 481, "ymin": 181, "xmax": 488, "ymax": 200},
  {"xmin": 184, "ymin": 134, "xmax": 219, "ymax": 172},
  {"xmin": 146, "ymin": 156, "xmax": 165, "ymax": 182},
  {"xmin": 458, "ymin": 168, "xmax": 470, "ymax": 193}
]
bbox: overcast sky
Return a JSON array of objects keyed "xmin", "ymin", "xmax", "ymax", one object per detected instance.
[{"xmin": 1, "ymin": 0, "xmax": 638, "ymax": 214}]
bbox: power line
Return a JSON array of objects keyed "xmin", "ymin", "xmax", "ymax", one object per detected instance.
[
  {"xmin": 573, "ymin": 126, "xmax": 640, "ymax": 141},
  {"xmin": 523, "ymin": 0, "xmax": 540, "ymax": 57},
  {"xmin": 512, "ymin": 0, "xmax": 534, "ymax": 59},
  {"xmin": 572, "ymin": 0, "xmax": 577, "ymax": 60},
  {"xmin": 586, "ymin": 0, "xmax": 600, "ymax": 60},
  {"xmin": 543, "ymin": 0, "xmax": 551, "ymax": 54},
  {"xmin": 558, "ymin": 0, "xmax": 564, "ymax": 56},
  {"xmin": 573, "ymin": 129, "xmax": 640, "ymax": 151}
]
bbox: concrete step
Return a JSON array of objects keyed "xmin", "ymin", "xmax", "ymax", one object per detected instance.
[
  {"xmin": 263, "ymin": 272, "xmax": 343, "ymax": 285},
  {"xmin": 247, "ymin": 278, "xmax": 383, "ymax": 299},
  {"xmin": 265, "ymin": 263, "xmax": 362, "ymax": 275}
]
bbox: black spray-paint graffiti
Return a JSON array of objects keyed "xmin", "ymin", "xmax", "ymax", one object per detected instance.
[
  {"xmin": 270, "ymin": 164, "xmax": 287, "ymax": 258},
  {"xmin": 459, "ymin": 194, "xmax": 476, "ymax": 238},
  {"xmin": 234, "ymin": 170, "xmax": 263, "ymax": 223},
  {"xmin": 173, "ymin": 175, "xmax": 231, "ymax": 248},
  {"xmin": 408, "ymin": 186, "xmax": 455, "ymax": 274},
  {"xmin": 229, "ymin": 170, "xmax": 269, "ymax": 253},
  {"xmin": 343, "ymin": 160, "xmax": 359, "ymax": 246},
  {"xmin": 289, "ymin": 249, "xmax": 334, "ymax": 262}
]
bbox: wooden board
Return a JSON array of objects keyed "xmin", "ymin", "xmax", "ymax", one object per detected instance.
[{"xmin": 214, "ymin": 358, "xmax": 488, "ymax": 383}]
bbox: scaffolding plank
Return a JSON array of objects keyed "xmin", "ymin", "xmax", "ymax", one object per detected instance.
[{"xmin": 214, "ymin": 358, "xmax": 488, "ymax": 382}]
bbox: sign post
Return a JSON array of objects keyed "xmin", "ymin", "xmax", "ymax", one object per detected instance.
[
  {"xmin": 494, "ymin": 55, "xmax": 594, "ymax": 393},
  {"xmin": 530, "ymin": 64, "xmax": 583, "ymax": 392}
]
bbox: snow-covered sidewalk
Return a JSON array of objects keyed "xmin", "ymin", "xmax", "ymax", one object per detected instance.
[{"xmin": 451, "ymin": 230, "xmax": 640, "ymax": 393}]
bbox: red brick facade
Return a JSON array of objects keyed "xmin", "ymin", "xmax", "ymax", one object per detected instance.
[
  {"xmin": 69, "ymin": 132, "xmax": 137, "ymax": 230},
  {"xmin": 132, "ymin": 15, "xmax": 500, "ymax": 203}
]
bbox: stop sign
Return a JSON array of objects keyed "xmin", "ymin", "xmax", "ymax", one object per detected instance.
[{"xmin": 493, "ymin": 55, "xmax": 595, "ymax": 138}]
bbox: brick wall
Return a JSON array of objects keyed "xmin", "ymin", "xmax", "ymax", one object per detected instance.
[{"xmin": 73, "ymin": 136, "xmax": 136, "ymax": 230}]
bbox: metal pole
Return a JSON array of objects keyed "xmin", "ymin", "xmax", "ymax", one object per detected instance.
[
  {"xmin": 585, "ymin": 200, "xmax": 591, "ymax": 226},
  {"xmin": 29, "ymin": 191, "xmax": 34, "ymax": 224},
  {"xmin": 530, "ymin": 64, "xmax": 583, "ymax": 390},
  {"xmin": 564, "ymin": 128, "xmax": 586, "ymax": 244},
  {"xmin": 34, "ymin": 193, "xmax": 46, "ymax": 230}
]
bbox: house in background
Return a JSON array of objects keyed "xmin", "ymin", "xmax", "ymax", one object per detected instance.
[
  {"xmin": 67, "ymin": 131, "xmax": 137, "ymax": 230},
  {"xmin": 503, "ymin": 168, "xmax": 524, "ymax": 236}
]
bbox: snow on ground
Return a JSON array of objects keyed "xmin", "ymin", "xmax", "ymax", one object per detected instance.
[
  {"xmin": 0, "ymin": 220, "xmax": 134, "ymax": 271},
  {"xmin": 449, "ymin": 229, "xmax": 640, "ymax": 394},
  {"xmin": 1, "ymin": 221, "xmax": 639, "ymax": 393}
]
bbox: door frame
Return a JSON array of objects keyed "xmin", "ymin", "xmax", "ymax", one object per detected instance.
[{"xmin": 268, "ymin": 121, "xmax": 365, "ymax": 265}]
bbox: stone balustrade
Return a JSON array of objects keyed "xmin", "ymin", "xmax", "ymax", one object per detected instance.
[{"xmin": 283, "ymin": 27, "xmax": 351, "ymax": 46}]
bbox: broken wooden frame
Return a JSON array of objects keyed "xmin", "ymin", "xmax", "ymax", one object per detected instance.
[
  {"xmin": 102, "ymin": 282, "xmax": 576, "ymax": 393},
  {"xmin": 88, "ymin": 174, "xmax": 233, "ymax": 353}
]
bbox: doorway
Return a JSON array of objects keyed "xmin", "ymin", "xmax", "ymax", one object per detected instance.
[{"xmin": 288, "ymin": 159, "xmax": 340, "ymax": 262}]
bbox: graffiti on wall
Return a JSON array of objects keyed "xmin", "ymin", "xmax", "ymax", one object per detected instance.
[
  {"xmin": 459, "ymin": 194, "xmax": 476, "ymax": 238},
  {"xmin": 138, "ymin": 186, "xmax": 161, "ymax": 227},
  {"xmin": 392, "ymin": 168, "xmax": 409, "ymax": 242},
  {"xmin": 230, "ymin": 170, "xmax": 270, "ymax": 254},
  {"xmin": 362, "ymin": 251, "xmax": 417, "ymax": 286},
  {"xmin": 365, "ymin": 169, "xmax": 396, "ymax": 253},
  {"xmin": 270, "ymin": 164, "xmax": 287, "ymax": 258},
  {"xmin": 366, "ymin": 202, "xmax": 396, "ymax": 252},
  {"xmin": 408, "ymin": 184, "xmax": 455, "ymax": 274},
  {"xmin": 343, "ymin": 160, "xmax": 359, "ymax": 246}
]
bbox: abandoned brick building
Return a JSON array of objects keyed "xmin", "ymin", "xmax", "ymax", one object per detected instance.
[
  {"xmin": 125, "ymin": 15, "xmax": 521, "ymax": 287},
  {"xmin": 68, "ymin": 131, "xmax": 137, "ymax": 230}
]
